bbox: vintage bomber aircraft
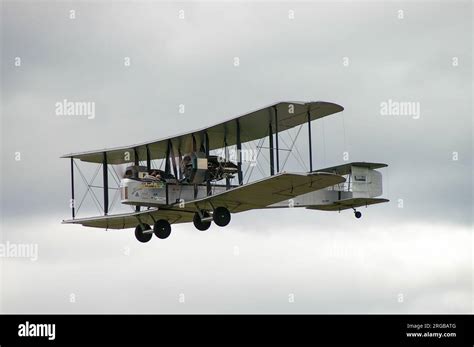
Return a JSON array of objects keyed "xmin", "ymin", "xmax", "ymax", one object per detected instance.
[{"xmin": 62, "ymin": 101, "xmax": 389, "ymax": 243}]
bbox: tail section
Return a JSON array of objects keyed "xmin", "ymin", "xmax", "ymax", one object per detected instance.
[{"xmin": 308, "ymin": 162, "xmax": 389, "ymax": 211}]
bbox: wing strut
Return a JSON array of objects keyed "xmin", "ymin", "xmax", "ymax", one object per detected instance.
[
  {"xmin": 146, "ymin": 145, "xmax": 151, "ymax": 170},
  {"xmin": 165, "ymin": 140, "xmax": 171, "ymax": 174},
  {"xmin": 204, "ymin": 131, "xmax": 211, "ymax": 196},
  {"xmin": 177, "ymin": 147, "xmax": 183, "ymax": 181},
  {"xmin": 102, "ymin": 152, "xmax": 109, "ymax": 215},
  {"xmin": 269, "ymin": 119, "xmax": 274, "ymax": 176},
  {"xmin": 70, "ymin": 157, "xmax": 75, "ymax": 218},
  {"xmin": 134, "ymin": 147, "xmax": 139, "ymax": 166},
  {"xmin": 169, "ymin": 140, "xmax": 178, "ymax": 179},
  {"xmin": 307, "ymin": 110, "xmax": 313, "ymax": 172},
  {"xmin": 133, "ymin": 148, "xmax": 140, "ymax": 212},
  {"xmin": 236, "ymin": 119, "xmax": 243, "ymax": 185},
  {"xmin": 274, "ymin": 106, "xmax": 280, "ymax": 173},
  {"xmin": 224, "ymin": 134, "xmax": 230, "ymax": 190}
]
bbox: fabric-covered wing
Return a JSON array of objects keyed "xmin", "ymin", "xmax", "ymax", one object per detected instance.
[
  {"xmin": 306, "ymin": 198, "xmax": 389, "ymax": 211},
  {"xmin": 62, "ymin": 208, "xmax": 194, "ymax": 229},
  {"xmin": 177, "ymin": 172, "xmax": 345, "ymax": 213},
  {"xmin": 61, "ymin": 101, "xmax": 343, "ymax": 164},
  {"xmin": 316, "ymin": 162, "xmax": 387, "ymax": 176}
]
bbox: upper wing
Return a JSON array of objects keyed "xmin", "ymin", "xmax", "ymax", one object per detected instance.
[
  {"xmin": 61, "ymin": 101, "xmax": 343, "ymax": 164},
  {"xmin": 175, "ymin": 172, "xmax": 345, "ymax": 213},
  {"xmin": 62, "ymin": 208, "xmax": 194, "ymax": 229}
]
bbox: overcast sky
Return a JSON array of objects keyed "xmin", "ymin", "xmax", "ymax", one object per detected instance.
[{"xmin": 0, "ymin": 0, "xmax": 472, "ymax": 313}]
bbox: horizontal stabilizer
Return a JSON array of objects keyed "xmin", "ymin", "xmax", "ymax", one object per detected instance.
[
  {"xmin": 316, "ymin": 162, "xmax": 387, "ymax": 176},
  {"xmin": 307, "ymin": 197, "xmax": 389, "ymax": 211}
]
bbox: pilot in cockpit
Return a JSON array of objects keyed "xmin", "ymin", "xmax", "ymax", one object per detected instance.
[{"xmin": 143, "ymin": 170, "xmax": 161, "ymax": 181}]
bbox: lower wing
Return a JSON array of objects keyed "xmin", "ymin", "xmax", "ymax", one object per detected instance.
[{"xmin": 175, "ymin": 171, "xmax": 346, "ymax": 213}]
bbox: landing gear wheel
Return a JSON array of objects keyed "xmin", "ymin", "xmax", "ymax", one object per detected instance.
[
  {"xmin": 354, "ymin": 211, "xmax": 362, "ymax": 219},
  {"xmin": 193, "ymin": 212, "xmax": 211, "ymax": 231},
  {"xmin": 213, "ymin": 207, "xmax": 231, "ymax": 227},
  {"xmin": 135, "ymin": 224, "xmax": 152, "ymax": 243},
  {"xmin": 153, "ymin": 219, "xmax": 172, "ymax": 239}
]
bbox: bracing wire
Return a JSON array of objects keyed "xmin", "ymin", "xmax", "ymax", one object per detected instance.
[{"xmin": 74, "ymin": 162, "xmax": 103, "ymax": 214}]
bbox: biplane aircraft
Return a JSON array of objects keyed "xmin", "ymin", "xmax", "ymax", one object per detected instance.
[{"xmin": 62, "ymin": 101, "xmax": 389, "ymax": 243}]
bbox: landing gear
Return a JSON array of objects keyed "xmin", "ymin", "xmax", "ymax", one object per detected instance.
[
  {"xmin": 153, "ymin": 219, "xmax": 172, "ymax": 239},
  {"xmin": 193, "ymin": 211, "xmax": 211, "ymax": 231},
  {"xmin": 135, "ymin": 223, "xmax": 152, "ymax": 243},
  {"xmin": 213, "ymin": 207, "xmax": 231, "ymax": 227},
  {"xmin": 354, "ymin": 211, "xmax": 362, "ymax": 219}
]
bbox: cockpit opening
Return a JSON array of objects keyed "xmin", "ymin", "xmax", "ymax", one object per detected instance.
[{"xmin": 123, "ymin": 165, "xmax": 176, "ymax": 183}]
